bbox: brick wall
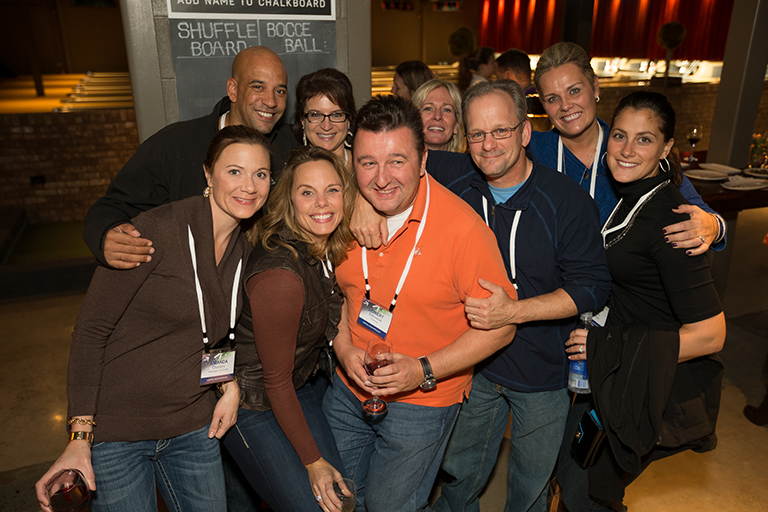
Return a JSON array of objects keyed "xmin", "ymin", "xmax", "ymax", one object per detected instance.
[
  {"xmin": 0, "ymin": 110, "xmax": 138, "ymax": 224},
  {"xmin": 596, "ymin": 81, "xmax": 768, "ymax": 162}
]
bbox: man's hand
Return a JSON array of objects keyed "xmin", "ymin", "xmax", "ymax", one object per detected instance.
[
  {"xmin": 366, "ymin": 353, "xmax": 423, "ymax": 396},
  {"xmin": 464, "ymin": 278, "xmax": 519, "ymax": 330},
  {"xmin": 104, "ymin": 223, "xmax": 154, "ymax": 269},
  {"xmin": 350, "ymin": 194, "xmax": 388, "ymax": 249},
  {"xmin": 335, "ymin": 339, "xmax": 376, "ymax": 395},
  {"xmin": 662, "ymin": 205, "xmax": 718, "ymax": 256}
]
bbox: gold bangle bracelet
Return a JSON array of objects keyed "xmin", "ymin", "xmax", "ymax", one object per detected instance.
[
  {"xmin": 68, "ymin": 417, "xmax": 97, "ymax": 427},
  {"xmin": 68, "ymin": 431, "xmax": 94, "ymax": 447}
]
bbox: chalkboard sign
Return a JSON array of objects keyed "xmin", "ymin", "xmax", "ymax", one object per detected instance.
[{"xmin": 168, "ymin": 1, "xmax": 336, "ymax": 121}]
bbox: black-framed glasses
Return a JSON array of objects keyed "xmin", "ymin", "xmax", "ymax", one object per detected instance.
[
  {"xmin": 466, "ymin": 120, "xmax": 525, "ymax": 144},
  {"xmin": 303, "ymin": 111, "xmax": 349, "ymax": 124}
]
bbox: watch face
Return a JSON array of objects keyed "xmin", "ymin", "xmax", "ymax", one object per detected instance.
[{"xmin": 420, "ymin": 379, "xmax": 437, "ymax": 390}]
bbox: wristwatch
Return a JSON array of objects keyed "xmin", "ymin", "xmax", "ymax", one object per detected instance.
[{"xmin": 418, "ymin": 356, "xmax": 437, "ymax": 390}]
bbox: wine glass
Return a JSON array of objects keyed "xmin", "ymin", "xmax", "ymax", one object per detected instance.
[
  {"xmin": 46, "ymin": 469, "xmax": 90, "ymax": 512},
  {"xmin": 333, "ymin": 477, "xmax": 357, "ymax": 512},
  {"xmin": 686, "ymin": 125, "xmax": 703, "ymax": 163},
  {"xmin": 362, "ymin": 338, "xmax": 392, "ymax": 420}
]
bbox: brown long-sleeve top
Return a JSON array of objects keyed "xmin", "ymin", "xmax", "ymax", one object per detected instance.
[{"xmin": 67, "ymin": 196, "xmax": 250, "ymax": 442}]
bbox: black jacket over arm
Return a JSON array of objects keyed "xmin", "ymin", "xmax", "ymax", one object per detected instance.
[{"xmin": 586, "ymin": 324, "xmax": 724, "ymax": 502}]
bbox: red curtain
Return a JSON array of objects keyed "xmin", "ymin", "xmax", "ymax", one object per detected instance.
[
  {"xmin": 479, "ymin": 0, "xmax": 564, "ymax": 54},
  {"xmin": 479, "ymin": 0, "xmax": 734, "ymax": 60}
]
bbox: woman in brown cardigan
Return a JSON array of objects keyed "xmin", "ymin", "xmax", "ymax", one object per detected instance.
[{"xmin": 35, "ymin": 125, "xmax": 271, "ymax": 512}]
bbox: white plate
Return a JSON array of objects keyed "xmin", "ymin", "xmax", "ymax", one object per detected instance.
[
  {"xmin": 721, "ymin": 177, "xmax": 768, "ymax": 191},
  {"xmin": 684, "ymin": 170, "xmax": 729, "ymax": 181},
  {"xmin": 699, "ymin": 163, "xmax": 742, "ymax": 175},
  {"xmin": 743, "ymin": 168, "xmax": 768, "ymax": 178}
]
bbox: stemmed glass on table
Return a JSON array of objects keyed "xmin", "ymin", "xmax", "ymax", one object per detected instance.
[
  {"xmin": 362, "ymin": 338, "xmax": 392, "ymax": 420},
  {"xmin": 686, "ymin": 125, "xmax": 703, "ymax": 163},
  {"xmin": 45, "ymin": 469, "xmax": 90, "ymax": 512}
]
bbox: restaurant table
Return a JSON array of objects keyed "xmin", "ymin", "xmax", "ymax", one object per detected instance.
[{"xmin": 684, "ymin": 151, "xmax": 768, "ymax": 297}]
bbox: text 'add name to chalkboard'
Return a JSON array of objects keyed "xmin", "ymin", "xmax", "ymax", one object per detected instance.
[{"xmin": 168, "ymin": 0, "xmax": 334, "ymax": 18}]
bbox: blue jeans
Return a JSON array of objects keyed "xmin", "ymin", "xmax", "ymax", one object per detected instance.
[
  {"xmin": 433, "ymin": 373, "xmax": 570, "ymax": 512},
  {"xmin": 322, "ymin": 373, "xmax": 460, "ymax": 512},
  {"xmin": 89, "ymin": 424, "xmax": 225, "ymax": 512},
  {"xmin": 221, "ymin": 376, "xmax": 345, "ymax": 512}
]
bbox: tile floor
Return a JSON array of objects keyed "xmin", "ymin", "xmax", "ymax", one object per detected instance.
[{"xmin": 2, "ymin": 208, "xmax": 767, "ymax": 511}]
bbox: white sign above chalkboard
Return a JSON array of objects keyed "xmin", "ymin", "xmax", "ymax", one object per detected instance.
[{"xmin": 167, "ymin": 0, "xmax": 335, "ymax": 19}]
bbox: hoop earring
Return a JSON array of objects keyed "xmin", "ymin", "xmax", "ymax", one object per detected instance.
[
  {"xmin": 595, "ymin": 96, "xmax": 600, "ymax": 103},
  {"xmin": 659, "ymin": 157, "xmax": 671, "ymax": 173},
  {"xmin": 302, "ymin": 131, "xmax": 308, "ymax": 146},
  {"xmin": 203, "ymin": 186, "xmax": 212, "ymax": 198},
  {"xmin": 344, "ymin": 130, "xmax": 353, "ymax": 149},
  {"xmin": 600, "ymin": 153, "xmax": 607, "ymax": 168}
]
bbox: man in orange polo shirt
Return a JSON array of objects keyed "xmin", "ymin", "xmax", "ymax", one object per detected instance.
[{"xmin": 322, "ymin": 95, "xmax": 517, "ymax": 512}]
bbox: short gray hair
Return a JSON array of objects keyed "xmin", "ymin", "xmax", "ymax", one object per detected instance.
[{"xmin": 462, "ymin": 80, "xmax": 528, "ymax": 134}]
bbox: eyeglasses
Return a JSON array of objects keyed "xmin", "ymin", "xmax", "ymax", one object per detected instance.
[
  {"xmin": 466, "ymin": 120, "xmax": 525, "ymax": 144},
  {"xmin": 303, "ymin": 111, "xmax": 349, "ymax": 124}
]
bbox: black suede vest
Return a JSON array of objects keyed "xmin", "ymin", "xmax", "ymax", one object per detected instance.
[{"xmin": 234, "ymin": 235, "xmax": 341, "ymax": 411}]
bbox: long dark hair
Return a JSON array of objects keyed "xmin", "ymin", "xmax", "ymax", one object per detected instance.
[{"xmin": 610, "ymin": 91, "xmax": 682, "ymax": 186}]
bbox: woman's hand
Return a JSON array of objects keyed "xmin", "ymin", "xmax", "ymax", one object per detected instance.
[
  {"xmin": 565, "ymin": 328, "xmax": 588, "ymax": 361},
  {"xmin": 35, "ymin": 441, "xmax": 95, "ymax": 512},
  {"xmin": 306, "ymin": 458, "xmax": 347, "ymax": 511},
  {"xmin": 209, "ymin": 380, "xmax": 240, "ymax": 439},
  {"xmin": 663, "ymin": 205, "xmax": 719, "ymax": 256}
]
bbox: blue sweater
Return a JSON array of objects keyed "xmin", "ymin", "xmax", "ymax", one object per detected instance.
[{"xmin": 426, "ymin": 150, "xmax": 612, "ymax": 392}]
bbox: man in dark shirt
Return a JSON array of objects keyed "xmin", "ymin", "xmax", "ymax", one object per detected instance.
[{"xmin": 83, "ymin": 46, "xmax": 298, "ymax": 268}]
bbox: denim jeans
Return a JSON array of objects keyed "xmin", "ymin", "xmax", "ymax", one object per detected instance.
[
  {"xmin": 89, "ymin": 424, "xmax": 225, "ymax": 512},
  {"xmin": 221, "ymin": 376, "xmax": 345, "ymax": 512},
  {"xmin": 433, "ymin": 373, "xmax": 570, "ymax": 512},
  {"xmin": 322, "ymin": 373, "xmax": 460, "ymax": 512}
]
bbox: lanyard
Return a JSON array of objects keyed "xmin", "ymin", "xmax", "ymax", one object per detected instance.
[
  {"xmin": 481, "ymin": 196, "xmax": 521, "ymax": 290},
  {"xmin": 362, "ymin": 174, "xmax": 431, "ymax": 312},
  {"xmin": 601, "ymin": 181, "xmax": 668, "ymax": 249},
  {"xmin": 188, "ymin": 226, "xmax": 242, "ymax": 351},
  {"xmin": 557, "ymin": 124, "xmax": 603, "ymax": 199},
  {"xmin": 219, "ymin": 111, "xmax": 228, "ymax": 130}
]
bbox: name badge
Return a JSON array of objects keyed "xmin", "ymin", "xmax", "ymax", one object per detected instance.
[
  {"xmin": 357, "ymin": 298, "xmax": 393, "ymax": 339},
  {"xmin": 592, "ymin": 306, "xmax": 610, "ymax": 328},
  {"xmin": 200, "ymin": 348, "xmax": 236, "ymax": 386}
]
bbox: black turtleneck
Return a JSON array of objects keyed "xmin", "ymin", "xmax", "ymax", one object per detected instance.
[{"xmin": 604, "ymin": 172, "xmax": 721, "ymax": 328}]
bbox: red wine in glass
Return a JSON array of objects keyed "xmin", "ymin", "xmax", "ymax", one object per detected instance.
[
  {"xmin": 46, "ymin": 469, "xmax": 90, "ymax": 512},
  {"xmin": 362, "ymin": 339, "xmax": 392, "ymax": 419}
]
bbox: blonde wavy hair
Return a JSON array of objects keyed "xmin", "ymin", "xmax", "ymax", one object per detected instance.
[
  {"xmin": 247, "ymin": 147, "xmax": 356, "ymax": 266},
  {"xmin": 411, "ymin": 79, "xmax": 466, "ymax": 153}
]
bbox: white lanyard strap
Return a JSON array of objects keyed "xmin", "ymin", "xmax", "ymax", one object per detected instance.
[
  {"xmin": 362, "ymin": 174, "xmax": 431, "ymax": 312},
  {"xmin": 219, "ymin": 111, "xmax": 228, "ymax": 130},
  {"xmin": 481, "ymin": 196, "xmax": 521, "ymax": 290},
  {"xmin": 557, "ymin": 124, "xmax": 603, "ymax": 199},
  {"xmin": 601, "ymin": 181, "xmax": 668, "ymax": 248},
  {"xmin": 188, "ymin": 225, "xmax": 243, "ymax": 349}
]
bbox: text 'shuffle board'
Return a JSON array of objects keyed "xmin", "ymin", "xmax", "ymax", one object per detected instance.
[{"xmin": 168, "ymin": 0, "xmax": 337, "ymax": 121}]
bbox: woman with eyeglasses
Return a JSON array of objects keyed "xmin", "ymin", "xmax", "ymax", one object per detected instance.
[{"xmin": 293, "ymin": 68, "xmax": 356, "ymax": 172}]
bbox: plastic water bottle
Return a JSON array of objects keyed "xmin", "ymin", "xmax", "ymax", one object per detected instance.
[{"xmin": 568, "ymin": 312, "xmax": 592, "ymax": 394}]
